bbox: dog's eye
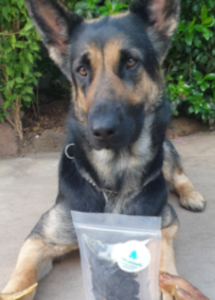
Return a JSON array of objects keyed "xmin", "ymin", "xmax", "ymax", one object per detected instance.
[
  {"xmin": 126, "ymin": 57, "xmax": 137, "ymax": 68},
  {"xmin": 78, "ymin": 66, "xmax": 87, "ymax": 77}
]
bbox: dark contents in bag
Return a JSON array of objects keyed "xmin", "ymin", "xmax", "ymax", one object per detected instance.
[{"xmin": 89, "ymin": 252, "xmax": 140, "ymax": 300}]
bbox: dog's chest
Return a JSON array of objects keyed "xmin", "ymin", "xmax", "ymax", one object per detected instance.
[
  {"xmin": 91, "ymin": 149, "xmax": 144, "ymax": 191},
  {"xmin": 88, "ymin": 149, "xmax": 153, "ymax": 214},
  {"xmin": 89, "ymin": 120, "xmax": 154, "ymax": 191}
]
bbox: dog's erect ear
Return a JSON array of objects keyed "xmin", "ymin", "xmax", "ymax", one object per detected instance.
[
  {"xmin": 25, "ymin": 0, "xmax": 83, "ymax": 80},
  {"xmin": 129, "ymin": 0, "xmax": 180, "ymax": 64}
]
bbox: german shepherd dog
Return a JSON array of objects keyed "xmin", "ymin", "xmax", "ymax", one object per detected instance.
[{"xmin": 1, "ymin": 0, "xmax": 206, "ymax": 299}]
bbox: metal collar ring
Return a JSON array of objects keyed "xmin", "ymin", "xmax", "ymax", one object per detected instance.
[{"xmin": 65, "ymin": 143, "xmax": 75, "ymax": 160}]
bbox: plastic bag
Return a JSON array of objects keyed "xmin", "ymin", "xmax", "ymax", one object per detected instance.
[{"xmin": 72, "ymin": 211, "xmax": 161, "ymax": 300}]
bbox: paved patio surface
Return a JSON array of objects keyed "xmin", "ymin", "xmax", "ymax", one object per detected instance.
[{"xmin": 0, "ymin": 132, "xmax": 214, "ymax": 299}]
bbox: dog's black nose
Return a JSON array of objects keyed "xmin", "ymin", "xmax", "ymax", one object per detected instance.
[
  {"xmin": 91, "ymin": 116, "xmax": 118, "ymax": 142},
  {"xmin": 92, "ymin": 122, "xmax": 117, "ymax": 140},
  {"xmin": 88, "ymin": 101, "xmax": 123, "ymax": 149}
]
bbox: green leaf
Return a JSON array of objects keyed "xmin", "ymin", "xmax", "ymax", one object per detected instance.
[
  {"xmin": 185, "ymin": 32, "xmax": 193, "ymax": 46},
  {"xmin": 194, "ymin": 36, "xmax": 201, "ymax": 48},
  {"xmin": 194, "ymin": 24, "xmax": 204, "ymax": 32},
  {"xmin": 194, "ymin": 105, "xmax": 200, "ymax": 114},
  {"xmin": 16, "ymin": 0, "xmax": 24, "ymax": 10},
  {"xmin": 204, "ymin": 73, "xmax": 215, "ymax": 80},
  {"xmin": 193, "ymin": 70, "xmax": 202, "ymax": 81},
  {"xmin": 6, "ymin": 66, "xmax": 14, "ymax": 77},
  {"xmin": 200, "ymin": 82, "xmax": 209, "ymax": 91},
  {"xmin": 188, "ymin": 17, "xmax": 196, "ymax": 27},
  {"xmin": 114, "ymin": 3, "xmax": 128, "ymax": 13},
  {"xmin": 201, "ymin": 5, "xmax": 208, "ymax": 22},
  {"xmin": 171, "ymin": 66, "xmax": 178, "ymax": 72},
  {"xmin": 10, "ymin": 34, "xmax": 16, "ymax": 49},
  {"xmin": 15, "ymin": 77, "xmax": 23, "ymax": 83},
  {"xmin": 34, "ymin": 72, "xmax": 42, "ymax": 77},
  {"xmin": 21, "ymin": 22, "xmax": 34, "ymax": 32},
  {"xmin": 202, "ymin": 16, "xmax": 214, "ymax": 26},
  {"xmin": 22, "ymin": 95, "xmax": 32, "ymax": 102},
  {"xmin": 188, "ymin": 106, "xmax": 194, "ymax": 114},
  {"xmin": 11, "ymin": 94, "xmax": 19, "ymax": 101},
  {"xmin": 30, "ymin": 42, "xmax": 40, "ymax": 51},
  {"xmin": 32, "ymin": 77, "xmax": 38, "ymax": 86},
  {"xmin": 5, "ymin": 44, "xmax": 12, "ymax": 53},
  {"xmin": 2, "ymin": 7, "xmax": 9, "ymax": 20},
  {"xmin": 206, "ymin": 0, "xmax": 215, "ymax": 9},
  {"xmin": 196, "ymin": 53, "xmax": 202, "ymax": 62},
  {"xmin": 194, "ymin": 25, "xmax": 212, "ymax": 39},
  {"xmin": 23, "ymin": 86, "xmax": 33, "ymax": 94},
  {"xmin": 6, "ymin": 80, "xmax": 15, "ymax": 90},
  {"xmin": 27, "ymin": 53, "xmax": 33, "ymax": 63},
  {"xmin": 202, "ymin": 28, "xmax": 212, "ymax": 40},
  {"xmin": 23, "ymin": 64, "xmax": 29, "ymax": 75},
  {"xmin": 15, "ymin": 41, "xmax": 26, "ymax": 48},
  {"xmin": 177, "ymin": 20, "xmax": 186, "ymax": 32},
  {"xmin": 0, "ymin": 115, "xmax": 5, "ymax": 122}
]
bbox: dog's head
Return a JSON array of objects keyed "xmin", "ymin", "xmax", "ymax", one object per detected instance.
[{"xmin": 26, "ymin": 0, "xmax": 180, "ymax": 150}]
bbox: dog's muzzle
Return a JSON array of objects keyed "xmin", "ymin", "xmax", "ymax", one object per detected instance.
[{"xmin": 88, "ymin": 101, "xmax": 122, "ymax": 150}]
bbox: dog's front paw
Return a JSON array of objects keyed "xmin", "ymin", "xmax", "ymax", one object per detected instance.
[
  {"xmin": 0, "ymin": 283, "xmax": 37, "ymax": 300},
  {"xmin": 180, "ymin": 190, "xmax": 206, "ymax": 212}
]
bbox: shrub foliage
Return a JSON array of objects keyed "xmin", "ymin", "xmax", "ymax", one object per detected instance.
[
  {"xmin": 164, "ymin": 0, "xmax": 215, "ymax": 125},
  {"xmin": 0, "ymin": 0, "xmax": 41, "ymax": 138}
]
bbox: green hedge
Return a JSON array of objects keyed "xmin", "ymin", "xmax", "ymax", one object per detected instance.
[
  {"xmin": 0, "ymin": 0, "xmax": 42, "ymax": 138},
  {"xmin": 164, "ymin": 0, "xmax": 215, "ymax": 125},
  {"xmin": 0, "ymin": 0, "xmax": 215, "ymax": 138}
]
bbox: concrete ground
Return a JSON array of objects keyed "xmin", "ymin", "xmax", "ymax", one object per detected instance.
[{"xmin": 0, "ymin": 132, "xmax": 214, "ymax": 299}]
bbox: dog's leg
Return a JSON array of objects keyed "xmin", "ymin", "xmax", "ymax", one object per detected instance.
[
  {"xmin": 171, "ymin": 167, "xmax": 206, "ymax": 212},
  {"xmin": 1, "ymin": 203, "xmax": 78, "ymax": 300},
  {"xmin": 163, "ymin": 139, "xmax": 206, "ymax": 212},
  {"xmin": 160, "ymin": 222, "xmax": 178, "ymax": 300}
]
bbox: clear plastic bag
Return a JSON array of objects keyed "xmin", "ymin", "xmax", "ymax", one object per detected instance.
[{"xmin": 72, "ymin": 211, "xmax": 161, "ymax": 300}]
